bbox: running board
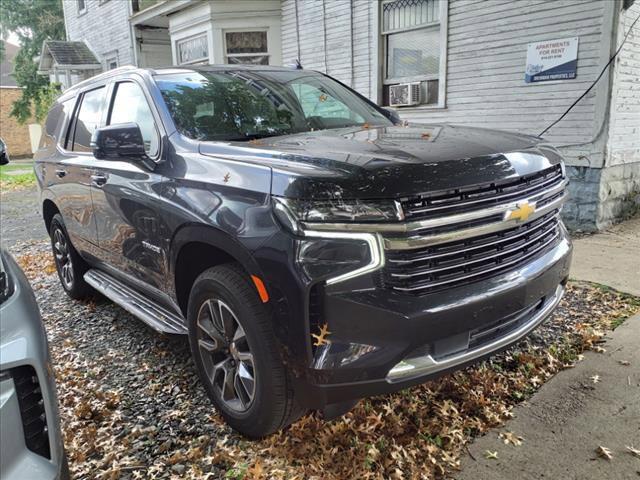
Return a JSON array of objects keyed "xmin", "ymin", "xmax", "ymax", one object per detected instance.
[{"xmin": 84, "ymin": 269, "xmax": 188, "ymax": 335}]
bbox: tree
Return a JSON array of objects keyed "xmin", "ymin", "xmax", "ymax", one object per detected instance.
[{"xmin": 0, "ymin": 0, "xmax": 65, "ymax": 124}]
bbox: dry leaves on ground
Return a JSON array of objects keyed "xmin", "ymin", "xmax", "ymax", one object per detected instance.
[
  {"xmin": 499, "ymin": 431, "xmax": 524, "ymax": 447},
  {"xmin": 596, "ymin": 446, "xmax": 613, "ymax": 460},
  {"xmin": 15, "ymin": 246, "xmax": 640, "ymax": 480}
]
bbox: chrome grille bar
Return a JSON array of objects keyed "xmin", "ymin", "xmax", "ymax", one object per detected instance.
[
  {"xmin": 383, "ymin": 191, "xmax": 565, "ymax": 251},
  {"xmin": 387, "ymin": 213, "xmax": 559, "ymax": 265},
  {"xmin": 388, "ymin": 229, "xmax": 560, "ymax": 292},
  {"xmin": 389, "ymin": 219, "xmax": 558, "ymax": 279}
]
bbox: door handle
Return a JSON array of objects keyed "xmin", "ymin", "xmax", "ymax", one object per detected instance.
[
  {"xmin": 55, "ymin": 169, "xmax": 67, "ymax": 178},
  {"xmin": 91, "ymin": 174, "xmax": 107, "ymax": 187}
]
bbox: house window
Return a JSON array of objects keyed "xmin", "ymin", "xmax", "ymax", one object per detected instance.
[
  {"xmin": 106, "ymin": 57, "xmax": 118, "ymax": 70},
  {"xmin": 77, "ymin": 0, "xmax": 87, "ymax": 14},
  {"xmin": 176, "ymin": 34, "xmax": 209, "ymax": 65},
  {"xmin": 225, "ymin": 31, "xmax": 269, "ymax": 65},
  {"xmin": 381, "ymin": 0, "xmax": 446, "ymax": 107}
]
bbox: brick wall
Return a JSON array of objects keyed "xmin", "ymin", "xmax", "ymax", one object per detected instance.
[{"xmin": 0, "ymin": 87, "xmax": 33, "ymax": 157}]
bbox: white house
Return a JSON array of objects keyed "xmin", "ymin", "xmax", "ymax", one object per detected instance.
[{"xmin": 52, "ymin": 0, "xmax": 640, "ymax": 231}]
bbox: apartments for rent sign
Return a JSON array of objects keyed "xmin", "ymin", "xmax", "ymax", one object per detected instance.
[{"xmin": 525, "ymin": 37, "xmax": 579, "ymax": 83}]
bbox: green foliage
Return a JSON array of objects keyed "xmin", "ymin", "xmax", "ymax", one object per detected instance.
[
  {"xmin": 0, "ymin": 162, "xmax": 36, "ymax": 190},
  {"xmin": 0, "ymin": 0, "xmax": 65, "ymax": 124}
]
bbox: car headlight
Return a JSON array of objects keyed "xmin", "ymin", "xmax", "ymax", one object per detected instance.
[
  {"xmin": 273, "ymin": 197, "xmax": 402, "ymax": 230},
  {"xmin": 272, "ymin": 197, "xmax": 386, "ymax": 284}
]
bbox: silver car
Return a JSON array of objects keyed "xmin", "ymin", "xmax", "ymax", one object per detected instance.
[{"xmin": 0, "ymin": 249, "xmax": 69, "ymax": 479}]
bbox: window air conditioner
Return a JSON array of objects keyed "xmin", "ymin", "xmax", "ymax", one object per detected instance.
[{"xmin": 388, "ymin": 82, "xmax": 421, "ymax": 107}]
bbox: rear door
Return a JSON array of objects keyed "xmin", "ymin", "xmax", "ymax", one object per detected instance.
[
  {"xmin": 89, "ymin": 78, "xmax": 168, "ymax": 290},
  {"xmin": 50, "ymin": 87, "xmax": 107, "ymax": 255}
]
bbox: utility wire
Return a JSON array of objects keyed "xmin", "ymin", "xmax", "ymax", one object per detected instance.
[{"xmin": 539, "ymin": 13, "xmax": 640, "ymax": 137}]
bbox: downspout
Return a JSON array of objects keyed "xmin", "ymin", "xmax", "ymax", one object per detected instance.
[
  {"xmin": 350, "ymin": 0, "xmax": 355, "ymax": 88},
  {"xmin": 294, "ymin": 0, "xmax": 301, "ymax": 63},
  {"xmin": 322, "ymin": 0, "xmax": 328, "ymax": 73}
]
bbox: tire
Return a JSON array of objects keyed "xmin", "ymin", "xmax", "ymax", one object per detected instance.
[
  {"xmin": 50, "ymin": 214, "xmax": 92, "ymax": 299},
  {"xmin": 187, "ymin": 263, "xmax": 305, "ymax": 438}
]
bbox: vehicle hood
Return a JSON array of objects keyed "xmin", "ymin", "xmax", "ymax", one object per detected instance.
[{"xmin": 199, "ymin": 124, "xmax": 562, "ymax": 199}]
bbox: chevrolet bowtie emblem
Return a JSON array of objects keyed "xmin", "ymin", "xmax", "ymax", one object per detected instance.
[{"xmin": 505, "ymin": 201, "xmax": 536, "ymax": 222}]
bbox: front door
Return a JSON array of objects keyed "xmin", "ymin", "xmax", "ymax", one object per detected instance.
[{"xmin": 90, "ymin": 80, "xmax": 168, "ymax": 291}]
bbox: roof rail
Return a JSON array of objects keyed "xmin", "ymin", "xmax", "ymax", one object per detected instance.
[{"xmin": 63, "ymin": 65, "xmax": 139, "ymax": 93}]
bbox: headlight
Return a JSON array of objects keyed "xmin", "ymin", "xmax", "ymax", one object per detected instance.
[
  {"xmin": 272, "ymin": 197, "xmax": 386, "ymax": 284},
  {"xmin": 273, "ymin": 197, "xmax": 402, "ymax": 227}
]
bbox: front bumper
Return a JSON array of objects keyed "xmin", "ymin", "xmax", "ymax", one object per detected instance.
[
  {"xmin": 0, "ymin": 253, "xmax": 67, "ymax": 480},
  {"xmin": 296, "ymin": 233, "xmax": 572, "ymax": 408}
]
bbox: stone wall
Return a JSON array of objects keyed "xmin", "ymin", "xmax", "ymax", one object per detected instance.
[
  {"xmin": 0, "ymin": 87, "xmax": 33, "ymax": 158},
  {"xmin": 562, "ymin": 166, "xmax": 602, "ymax": 231},
  {"xmin": 598, "ymin": 163, "xmax": 640, "ymax": 229}
]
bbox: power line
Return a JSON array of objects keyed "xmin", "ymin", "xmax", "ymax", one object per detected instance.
[{"xmin": 539, "ymin": 13, "xmax": 640, "ymax": 137}]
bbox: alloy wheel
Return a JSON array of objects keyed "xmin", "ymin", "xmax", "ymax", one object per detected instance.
[
  {"xmin": 53, "ymin": 228, "xmax": 74, "ymax": 289},
  {"xmin": 196, "ymin": 298, "xmax": 256, "ymax": 412}
]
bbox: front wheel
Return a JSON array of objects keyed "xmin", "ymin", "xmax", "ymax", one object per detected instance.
[
  {"xmin": 50, "ymin": 214, "xmax": 92, "ymax": 299},
  {"xmin": 187, "ymin": 264, "xmax": 305, "ymax": 438}
]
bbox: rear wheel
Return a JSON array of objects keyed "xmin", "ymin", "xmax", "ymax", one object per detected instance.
[
  {"xmin": 50, "ymin": 214, "xmax": 91, "ymax": 299},
  {"xmin": 187, "ymin": 264, "xmax": 305, "ymax": 437}
]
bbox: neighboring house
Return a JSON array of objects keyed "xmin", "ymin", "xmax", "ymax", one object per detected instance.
[
  {"xmin": 0, "ymin": 41, "xmax": 34, "ymax": 157},
  {"xmin": 38, "ymin": 41, "xmax": 101, "ymax": 90},
  {"xmin": 54, "ymin": 0, "xmax": 639, "ymax": 231}
]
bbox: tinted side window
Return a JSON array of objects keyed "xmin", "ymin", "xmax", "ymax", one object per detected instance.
[
  {"xmin": 109, "ymin": 82, "xmax": 159, "ymax": 157},
  {"xmin": 72, "ymin": 87, "xmax": 106, "ymax": 152},
  {"xmin": 40, "ymin": 99, "xmax": 76, "ymax": 150}
]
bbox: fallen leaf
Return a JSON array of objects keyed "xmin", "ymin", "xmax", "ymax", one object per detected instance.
[
  {"xmin": 596, "ymin": 445, "xmax": 613, "ymax": 460},
  {"xmin": 311, "ymin": 323, "xmax": 331, "ymax": 346},
  {"xmin": 590, "ymin": 374, "xmax": 601, "ymax": 384},
  {"xmin": 625, "ymin": 445, "xmax": 640, "ymax": 458},
  {"xmin": 593, "ymin": 346, "xmax": 606, "ymax": 353},
  {"xmin": 499, "ymin": 431, "xmax": 524, "ymax": 446},
  {"xmin": 484, "ymin": 450, "xmax": 499, "ymax": 460},
  {"xmin": 247, "ymin": 459, "xmax": 264, "ymax": 479}
]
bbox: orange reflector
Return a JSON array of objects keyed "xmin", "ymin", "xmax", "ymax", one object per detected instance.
[{"xmin": 251, "ymin": 275, "xmax": 269, "ymax": 303}]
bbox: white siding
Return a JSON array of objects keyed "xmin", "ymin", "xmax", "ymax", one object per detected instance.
[
  {"xmin": 281, "ymin": 0, "xmax": 375, "ymax": 98},
  {"xmin": 394, "ymin": 0, "xmax": 612, "ymax": 158},
  {"xmin": 607, "ymin": 2, "xmax": 640, "ymax": 167},
  {"xmin": 63, "ymin": 0, "xmax": 134, "ymax": 68},
  {"xmin": 282, "ymin": 0, "xmax": 616, "ymax": 167}
]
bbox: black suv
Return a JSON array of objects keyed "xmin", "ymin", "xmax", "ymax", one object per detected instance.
[{"xmin": 36, "ymin": 65, "xmax": 571, "ymax": 437}]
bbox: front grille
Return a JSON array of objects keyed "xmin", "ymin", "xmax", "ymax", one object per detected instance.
[
  {"xmin": 401, "ymin": 164, "xmax": 563, "ymax": 220},
  {"xmin": 384, "ymin": 211, "xmax": 561, "ymax": 294},
  {"xmin": 11, "ymin": 366, "xmax": 51, "ymax": 459}
]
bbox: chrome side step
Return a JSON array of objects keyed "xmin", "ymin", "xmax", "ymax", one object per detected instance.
[{"xmin": 84, "ymin": 269, "xmax": 188, "ymax": 335}]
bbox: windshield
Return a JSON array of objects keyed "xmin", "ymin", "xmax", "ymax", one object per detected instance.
[{"xmin": 154, "ymin": 69, "xmax": 392, "ymax": 142}]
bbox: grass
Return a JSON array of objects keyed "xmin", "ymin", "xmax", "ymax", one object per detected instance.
[{"xmin": 0, "ymin": 161, "xmax": 36, "ymax": 191}]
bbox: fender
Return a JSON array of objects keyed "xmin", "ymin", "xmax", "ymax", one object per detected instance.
[{"xmin": 169, "ymin": 223, "xmax": 266, "ymax": 281}]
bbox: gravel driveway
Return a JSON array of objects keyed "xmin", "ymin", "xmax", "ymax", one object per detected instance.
[
  {"xmin": 3, "ymin": 189, "xmax": 639, "ymax": 479},
  {"xmin": 0, "ymin": 186, "xmax": 47, "ymax": 245}
]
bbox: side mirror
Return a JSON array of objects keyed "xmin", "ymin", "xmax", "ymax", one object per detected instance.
[
  {"xmin": 381, "ymin": 107, "xmax": 402, "ymax": 125},
  {"xmin": 91, "ymin": 123, "xmax": 150, "ymax": 164},
  {"xmin": 0, "ymin": 142, "xmax": 8, "ymax": 165}
]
